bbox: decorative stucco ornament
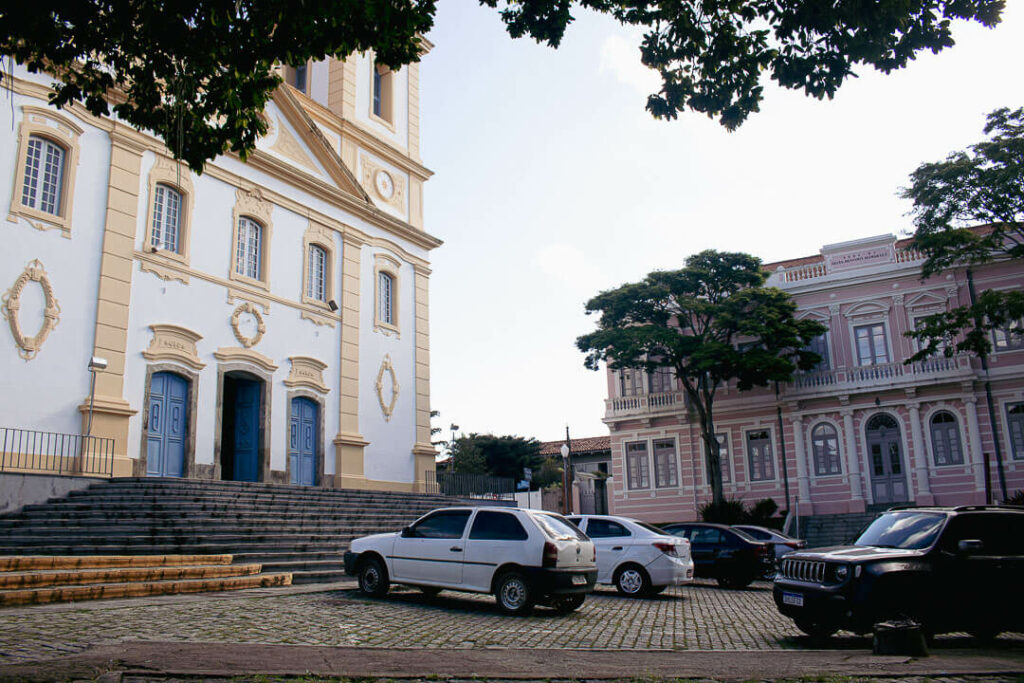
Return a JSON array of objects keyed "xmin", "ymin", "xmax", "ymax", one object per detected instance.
[
  {"xmin": 230, "ymin": 302, "xmax": 266, "ymax": 348},
  {"xmin": 375, "ymin": 354, "xmax": 400, "ymax": 421},
  {"xmin": 2, "ymin": 259, "xmax": 61, "ymax": 361}
]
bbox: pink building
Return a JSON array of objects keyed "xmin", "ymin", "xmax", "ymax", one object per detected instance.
[{"xmin": 603, "ymin": 233, "xmax": 1024, "ymax": 522}]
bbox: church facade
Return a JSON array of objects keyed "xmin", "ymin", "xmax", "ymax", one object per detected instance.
[
  {"xmin": 1, "ymin": 48, "xmax": 440, "ymax": 490},
  {"xmin": 603, "ymin": 234, "xmax": 1024, "ymax": 522}
]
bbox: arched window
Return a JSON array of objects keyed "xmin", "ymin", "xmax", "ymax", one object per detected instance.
[
  {"xmin": 811, "ymin": 423, "xmax": 842, "ymax": 476},
  {"xmin": 306, "ymin": 244, "xmax": 327, "ymax": 302},
  {"xmin": 378, "ymin": 271, "xmax": 394, "ymax": 325},
  {"xmin": 22, "ymin": 135, "xmax": 66, "ymax": 215},
  {"xmin": 235, "ymin": 217, "xmax": 263, "ymax": 279},
  {"xmin": 151, "ymin": 184, "xmax": 183, "ymax": 253},
  {"xmin": 930, "ymin": 411, "xmax": 964, "ymax": 466}
]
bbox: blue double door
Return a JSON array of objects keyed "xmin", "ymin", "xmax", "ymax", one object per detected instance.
[
  {"xmin": 224, "ymin": 374, "xmax": 262, "ymax": 482},
  {"xmin": 289, "ymin": 397, "xmax": 318, "ymax": 486},
  {"xmin": 147, "ymin": 372, "xmax": 188, "ymax": 477}
]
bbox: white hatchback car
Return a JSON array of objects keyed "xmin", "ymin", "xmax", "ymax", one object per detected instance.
[
  {"xmin": 344, "ymin": 506, "xmax": 597, "ymax": 615},
  {"xmin": 567, "ymin": 514, "xmax": 694, "ymax": 596}
]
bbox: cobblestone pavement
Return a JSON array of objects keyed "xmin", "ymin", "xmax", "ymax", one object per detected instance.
[
  {"xmin": 0, "ymin": 579, "xmax": 1021, "ymax": 666},
  {"xmin": 122, "ymin": 678, "xmax": 1024, "ymax": 683}
]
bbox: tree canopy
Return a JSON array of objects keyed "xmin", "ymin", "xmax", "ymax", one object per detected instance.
[
  {"xmin": 2, "ymin": 0, "xmax": 1005, "ymax": 173},
  {"xmin": 903, "ymin": 106, "xmax": 1024, "ymax": 361},
  {"xmin": 576, "ymin": 250, "xmax": 824, "ymax": 505},
  {"xmin": 449, "ymin": 433, "xmax": 556, "ymax": 485}
]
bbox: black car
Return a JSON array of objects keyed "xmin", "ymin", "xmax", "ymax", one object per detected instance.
[
  {"xmin": 662, "ymin": 522, "xmax": 773, "ymax": 588},
  {"xmin": 773, "ymin": 505, "xmax": 1024, "ymax": 640}
]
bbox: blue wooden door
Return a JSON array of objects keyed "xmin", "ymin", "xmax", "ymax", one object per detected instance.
[
  {"xmin": 289, "ymin": 398, "xmax": 318, "ymax": 486},
  {"xmin": 233, "ymin": 379, "xmax": 260, "ymax": 482},
  {"xmin": 147, "ymin": 372, "xmax": 187, "ymax": 477}
]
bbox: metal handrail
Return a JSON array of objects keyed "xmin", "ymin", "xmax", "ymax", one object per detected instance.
[
  {"xmin": 0, "ymin": 427, "xmax": 115, "ymax": 477},
  {"xmin": 425, "ymin": 470, "xmax": 516, "ymax": 500}
]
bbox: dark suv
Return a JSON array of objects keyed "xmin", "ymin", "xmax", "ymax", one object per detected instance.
[{"xmin": 773, "ymin": 506, "xmax": 1024, "ymax": 640}]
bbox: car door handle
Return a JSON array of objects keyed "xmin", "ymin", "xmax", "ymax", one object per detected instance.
[
  {"xmin": 612, "ymin": 546, "xmax": 623, "ymax": 551},
  {"xmin": 450, "ymin": 546, "xmax": 463, "ymax": 552}
]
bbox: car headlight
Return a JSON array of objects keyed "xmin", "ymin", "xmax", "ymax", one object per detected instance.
[{"xmin": 833, "ymin": 564, "xmax": 849, "ymax": 581}]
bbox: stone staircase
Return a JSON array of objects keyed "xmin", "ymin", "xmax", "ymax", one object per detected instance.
[
  {"xmin": 0, "ymin": 478, "xmax": 462, "ymax": 590},
  {"xmin": 795, "ymin": 504, "xmax": 893, "ymax": 549},
  {"xmin": 0, "ymin": 554, "xmax": 291, "ymax": 606}
]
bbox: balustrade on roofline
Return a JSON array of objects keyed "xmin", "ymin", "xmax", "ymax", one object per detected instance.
[{"xmin": 781, "ymin": 248, "xmax": 925, "ymax": 283}]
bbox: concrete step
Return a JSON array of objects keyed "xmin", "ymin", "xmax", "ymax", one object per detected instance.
[
  {"xmin": 0, "ymin": 554, "xmax": 232, "ymax": 571},
  {"xmin": 0, "ymin": 571, "xmax": 292, "ymax": 607},
  {"xmin": 0, "ymin": 562, "xmax": 262, "ymax": 589}
]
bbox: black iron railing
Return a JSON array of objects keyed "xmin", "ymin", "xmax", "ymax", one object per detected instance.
[
  {"xmin": 425, "ymin": 470, "xmax": 516, "ymax": 500},
  {"xmin": 0, "ymin": 427, "xmax": 115, "ymax": 477}
]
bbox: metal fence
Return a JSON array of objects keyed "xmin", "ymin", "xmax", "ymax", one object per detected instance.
[
  {"xmin": 0, "ymin": 427, "xmax": 115, "ymax": 477},
  {"xmin": 425, "ymin": 470, "xmax": 516, "ymax": 500}
]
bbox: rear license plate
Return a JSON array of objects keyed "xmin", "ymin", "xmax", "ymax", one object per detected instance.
[
  {"xmin": 782, "ymin": 592, "xmax": 803, "ymax": 607},
  {"xmin": 571, "ymin": 575, "xmax": 587, "ymax": 586}
]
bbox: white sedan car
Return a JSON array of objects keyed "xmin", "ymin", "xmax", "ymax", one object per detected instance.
[
  {"xmin": 567, "ymin": 514, "xmax": 694, "ymax": 596},
  {"xmin": 344, "ymin": 506, "xmax": 597, "ymax": 615}
]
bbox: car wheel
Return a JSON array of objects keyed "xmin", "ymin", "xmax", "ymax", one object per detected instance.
[
  {"xmin": 357, "ymin": 556, "xmax": 390, "ymax": 597},
  {"xmin": 794, "ymin": 617, "xmax": 838, "ymax": 640},
  {"xmin": 614, "ymin": 564, "xmax": 652, "ymax": 597},
  {"xmin": 550, "ymin": 594, "xmax": 586, "ymax": 614},
  {"xmin": 717, "ymin": 575, "xmax": 752, "ymax": 589},
  {"xmin": 418, "ymin": 586, "xmax": 441, "ymax": 597},
  {"xmin": 495, "ymin": 571, "xmax": 534, "ymax": 615}
]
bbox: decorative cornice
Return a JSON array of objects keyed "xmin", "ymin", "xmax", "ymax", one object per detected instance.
[
  {"xmin": 213, "ymin": 347, "xmax": 278, "ymax": 373},
  {"xmin": 142, "ymin": 324, "xmax": 205, "ymax": 371},
  {"xmin": 284, "ymin": 356, "xmax": 329, "ymax": 394}
]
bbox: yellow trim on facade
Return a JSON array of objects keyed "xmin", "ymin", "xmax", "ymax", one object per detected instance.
[
  {"xmin": 228, "ymin": 187, "xmax": 275, "ymax": 291},
  {"xmin": 212, "ymin": 347, "xmax": 279, "ymax": 373},
  {"xmin": 143, "ymin": 155, "xmax": 195, "ymax": 270},
  {"xmin": 142, "ymin": 324, "xmax": 205, "ymax": 371},
  {"xmin": 301, "ymin": 220, "xmax": 337, "ymax": 311}
]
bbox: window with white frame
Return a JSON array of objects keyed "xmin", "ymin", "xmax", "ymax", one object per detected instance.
[
  {"xmin": 810, "ymin": 423, "xmax": 842, "ymax": 475},
  {"xmin": 993, "ymin": 318, "xmax": 1024, "ymax": 351},
  {"xmin": 746, "ymin": 429, "xmax": 774, "ymax": 481},
  {"xmin": 929, "ymin": 411, "xmax": 964, "ymax": 466},
  {"xmin": 21, "ymin": 135, "xmax": 65, "ymax": 216},
  {"xmin": 306, "ymin": 244, "xmax": 327, "ymax": 302},
  {"xmin": 618, "ymin": 368, "xmax": 644, "ymax": 397},
  {"xmin": 912, "ymin": 315, "xmax": 950, "ymax": 355},
  {"xmin": 705, "ymin": 433, "xmax": 731, "ymax": 484},
  {"xmin": 378, "ymin": 271, "xmax": 394, "ymax": 325},
  {"xmin": 372, "ymin": 61, "xmax": 393, "ymax": 123},
  {"xmin": 649, "ymin": 366, "xmax": 675, "ymax": 394},
  {"xmin": 653, "ymin": 438, "xmax": 678, "ymax": 488},
  {"xmin": 854, "ymin": 323, "xmax": 889, "ymax": 366},
  {"xmin": 151, "ymin": 183, "xmax": 182, "ymax": 253},
  {"xmin": 1006, "ymin": 403, "xmax": 1024, "ymax": 460},
  {"xmin": 625, "ymin": 441, "xmax": 650, "ymax": 489},
  {"xmin": 806, "ymin": 333, "xmax": 831, "ymax": 371},
  {"xmin": 235, "ymin": 217, "xmax": 263, "ymax": 280}
]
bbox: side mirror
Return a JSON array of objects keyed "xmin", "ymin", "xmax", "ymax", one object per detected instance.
[
  {"xmin": 957, "ymin": 539, "xmax": 984, "ymax": 554},
  {"xmin": 401, "ymin": 526, "xmax": 414, "ymax": 538}
]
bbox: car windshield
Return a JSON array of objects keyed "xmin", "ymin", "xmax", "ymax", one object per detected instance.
[
  {"xmin": 533, "ymin": 512, "xmax": 589, "ymax": 541},
  {"xmin": 854, "ymin": 511, "xmax": 946, "ymax": 550}
]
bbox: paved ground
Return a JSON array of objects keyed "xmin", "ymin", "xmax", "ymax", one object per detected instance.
[{"xmin": 0, "ymin": 578, "xmax": 1021, "ymax": 681}]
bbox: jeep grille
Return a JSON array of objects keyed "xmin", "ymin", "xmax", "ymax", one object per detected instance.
[{"xmin": 781, "ymin": 558, "xmax": 826, "ymax": 583}]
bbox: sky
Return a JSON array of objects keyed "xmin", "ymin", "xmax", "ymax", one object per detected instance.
[{"xmin": 418, "ymin": 1, "xmax": 1024, "ymax": 447}]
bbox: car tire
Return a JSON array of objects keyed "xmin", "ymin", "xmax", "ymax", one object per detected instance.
[
  {"xmin": 357, "ymin": 556, "xmax": 390, "ymax": 597},
  {"xmin": 418, "ymin": 586, "xmax": 441, "ymax": 598},
  {"xmin": 717, "ymin": 575, "xmax": 752, "ymax": 589},
  {"xmin": 495, "ymin": 571, "xmax": 534, "ymax": 615},
  {"xmin": 794, "ymin": 617, "xmax": 839, "ymax": 640},
  {"xmin": 614, "ymin": 564, "xmax": 652, "ymax": 597},
  {"xmin": 550, "ymin": 594, "xmax": 586, "ymax": 614}
]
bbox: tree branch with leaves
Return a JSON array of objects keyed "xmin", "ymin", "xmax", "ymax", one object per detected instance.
[{"xmin": 576, "ymin": 250, "xmax": 824, "ymax": 506}]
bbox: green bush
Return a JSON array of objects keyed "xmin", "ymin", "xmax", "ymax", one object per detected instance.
[
  {"xmin": 1002, "ymin": 489, "xmax": 1024, "ymax": 506},
  {"xmin": 699, "ymin": 497, "xmax": 781, "ymax": 526}
]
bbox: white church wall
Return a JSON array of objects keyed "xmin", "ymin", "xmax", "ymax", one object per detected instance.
[{"xmin": 0, "ymin": 91, "xmax": 111, "ymax": 437}]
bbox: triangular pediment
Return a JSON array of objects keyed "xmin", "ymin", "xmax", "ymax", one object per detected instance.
[
  {"xmin": 254, "ymin": 87, "xmax": 370, "ymax": 203},
  {"xmin": 797, "ymin": 308, "xmax": 831, "ymax": 322},
  {"xmin": 906, "ymin": 291, "xmax": 948, "ymax": 309}
]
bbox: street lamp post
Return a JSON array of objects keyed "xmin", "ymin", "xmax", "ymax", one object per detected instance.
[
  {"xmin": 449, "ymin": 424, "xmax": 459, "ymax": 470},
  {"xmin": 560, "ymin": 442, "xmax": 572, "ymax": 515}
]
